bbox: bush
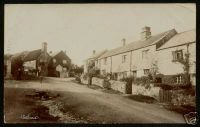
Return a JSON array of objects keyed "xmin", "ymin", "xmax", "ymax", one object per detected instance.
[
  {"xmin": 75, "ymin": 75, "xmax": 81, "ymax": 83},
  {"xmin": 103, "ymin": 79, "xmax": 111, "ymax": 90},
  {"xmin": 133, "ymin": 76, "xmax": 151, "ymax": 86},
  {"xmin": 95, "ymin": 74, "xmax": 106, "ymax": 79},
  {"xmin": 82, "ymin": 73, "xmax": 88, "ymax": 80},
  {"xmin": 161, "ymin": 74, "xmax": 189, "ymax": 85}
]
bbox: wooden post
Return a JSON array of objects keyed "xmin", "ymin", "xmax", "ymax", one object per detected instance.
[{"xmin": 5, "ymin": 59, "xmax": 12, "ymax": 79}]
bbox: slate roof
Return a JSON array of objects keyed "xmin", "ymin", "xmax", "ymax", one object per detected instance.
[
  {"xmin": 49, "ymin": 50, "xmax": 71, "ymax": 60},
  {"xmin": 99, "ymin": 29, "xmax": 176, "ymax": 59},
  {"xmin": 157, "ymin": 29, "xmax": 196, "ymax": 50},
  {"xmin": 11, "ymin": 51, "xmax": 29, "ymax": 61},
  {"xmin": 49, "ymin": 51, "xmax": 60, "ymax": 57},
  {"xmin": 23, "ymin": 49, "xmax": 42, "ymax": 62},
  {"xmin": 87, "ymin": 50, "xmax": 107, "ymax": 60}
]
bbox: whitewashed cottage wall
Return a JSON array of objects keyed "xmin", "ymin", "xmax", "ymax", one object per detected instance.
[
  {"xmin": 156, "ymin": 43, "xmax": 196, "ymax": 75},
  {"xmin": 131, "ymin": 45, "xmax": 156, "ymax": 77}
]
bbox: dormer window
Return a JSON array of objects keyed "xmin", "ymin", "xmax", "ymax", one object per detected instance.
[
  {"xmin": 53, "ymin": 58, "xmax": 56, "ymax": 63},
  {"xmin": 63, "ymin": 60, "xmax": 67, "ymax": 64}
]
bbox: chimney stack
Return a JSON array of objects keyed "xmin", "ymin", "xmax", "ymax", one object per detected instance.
[
  {"xmin": 122, "ymin": 38, "xmax": 126, "ymax": 46},
  {"xmin": 42, "ymin": 42, "xmax": 47, "ymax": 54},
  {"xmin": 141, "ymin": 26, "xmax": 151, "ymax": 40},
  {"xmin": 93, "ymin": 50, "xmax": 96, "ymax": 55}
]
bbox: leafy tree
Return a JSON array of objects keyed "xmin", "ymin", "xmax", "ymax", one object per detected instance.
[{"xmin": 177, "ymin": 51, "xmax": 191, "ymax": 86}]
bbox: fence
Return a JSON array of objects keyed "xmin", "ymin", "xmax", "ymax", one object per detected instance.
[{"xmin": 159, "ymin": 88, "xmax": 172, "ymax": 103}]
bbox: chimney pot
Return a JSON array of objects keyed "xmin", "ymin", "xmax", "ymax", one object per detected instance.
[
  {"xmin": 93, "ymin": 50, "xmax": 96, "ymax": 55},
  {"xmin": 141, "ymin": 26, "xmax": 151, "ymax": 40},
  {"xmin": 42, "ymin": 42, "xmax": 47, "ymax": 53},
  {"xmin": 122, "ymin": 38, "xmax": 126, "ymax": 46}
]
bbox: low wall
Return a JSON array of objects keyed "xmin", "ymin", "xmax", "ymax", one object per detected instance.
[
  {"xmin": 92, "ymin": 77, "xmax": 104, "ymax": 87},
  {"xmin": 91, "ymin": 77, "xmax": 126, "ymax": 93},
  {"xmin": 132, "ymin": 83, "xmax": 160, "ymax": 100},
  {"xmin": 171, "ymin": 89, "xmax": 195, "ymax": 106},
  {"xmin": 110, "ymin": 80, "xmax": 126, "ymax": 94},
  {"xmin": 81, "ymin": 77, "xmax": 88, "ymax": 85}
]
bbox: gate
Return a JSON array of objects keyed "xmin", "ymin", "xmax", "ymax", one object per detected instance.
[{"xmin": 159, "ymin": 88, "xmax": 172, "ymax": 103}]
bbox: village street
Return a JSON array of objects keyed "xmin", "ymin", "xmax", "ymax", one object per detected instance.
[{"xmin": 4, "ymin": 77, "xmax": 185, "ymax": 123}]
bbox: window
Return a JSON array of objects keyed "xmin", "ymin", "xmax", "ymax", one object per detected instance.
[
  {"xmin": 122, "ymin": 55, "xmax": 127, "ymax": 63},
  {"xmin": 176, "ymin": 75, "xmax": 183, "ymax": 84},
  {"xmin": 104, "ymin": 58, "xmax": 107, "ymax": 65},
  {"xmin": 132, "ymin": 71, "xmax": 137, "ymax": 77},
  {"xmin": 144, "ymin": 69, "xmax": 150, "ymax": 75},
  {"xmin": 53, "ymin": 58, "xmax": 56, "ymax": 63},
  {"xmin": 63, "ymin": 60, "xmax": 67, "ymax": 64},
  {"xmin": 142, "ymin": 49, "xmax": 149, "ymax": 59},
  {"xmin": 172, "ymin": 50, "xmax": 183, "ymax": 61},
  {"xmin": 123, "ymin": 72, "xmax": 127, "ymax": 78},
  {"xmin": 102, "ymin": 70, "xmax": 106, "ymax": 75}
]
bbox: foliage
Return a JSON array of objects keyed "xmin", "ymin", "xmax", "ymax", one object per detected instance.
[
  {"xmin": 148, "ymin": 60, "xmax": 159, "ymax": 82},
  {"xmin": 71, "ymin": 66, "xmax": 84, "ymax": 75},
  {"xmin": 102, "ymin": 79, "xmax": 111, "ymax": 90},
  {"xmin": 133, "ymin": 76, "xmax": 151, "ymax": 86},
  {"xmin": 176, "ymin": 49, "xmax": 191, "ymax": 86},
  {"xmin": 75, "ymin": 75, "xmax": 81, "ymax": 83}
]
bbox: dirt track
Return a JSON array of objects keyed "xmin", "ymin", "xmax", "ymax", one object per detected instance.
[{"xmin": 4, "ymin": 78, "xmax": 186, "ymax": 123}]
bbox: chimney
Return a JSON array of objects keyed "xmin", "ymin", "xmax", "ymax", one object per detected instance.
[
  {"xmin": 141, "ymin": 26, "xmax": 151, "ymax": 40},
  {"xmin": 122, "ymin": 38, "xmax": 126, "ymax": 46},
  {"xmin": 93, "ymin": 50, "xmax": 96, "ymax": 55},
  {"xmin": 42, "ymin": 42, "xmax": 47, "ymax": 54}
]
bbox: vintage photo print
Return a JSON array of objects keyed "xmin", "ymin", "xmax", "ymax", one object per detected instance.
[{"xmin": 4, "ymin": 4, "xmax": 196, "ymax": 124}]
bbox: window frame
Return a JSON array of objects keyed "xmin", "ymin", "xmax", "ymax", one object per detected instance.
[
  {"xmin": 144, "ymin": 69, "xmax": 150, "ymax": 75},
  {"xmin": 122, "ymin": 55, "xmax": 127, "ymax": 63},
  {"xmin": 172, "ymin": 50, "xmax": 183, "ymax": 62},
  {"xmin": 142, "ymin": 49, "xmax": 149, "ymax": 59},
  {"xmin": 63, "ymin": 59, "xmax": 67, "ymax": 64},
  {"xmin": 104, "ymin": 57, "xmax": 107, "ymax": 65},
  {"xmin": 132, "ymin": 70, "xmax": 137, "ymax": 77}
]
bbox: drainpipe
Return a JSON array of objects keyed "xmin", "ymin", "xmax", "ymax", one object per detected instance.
[
  {"xmin": 130, "ymin": 51, "xmax": 132, "ymax": 74},
  {"xmin": 110, "ymin": 56, "xmax": 112, "ymax": 79}
]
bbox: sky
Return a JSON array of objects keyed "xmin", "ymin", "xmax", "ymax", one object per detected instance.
[{"xmin": 4, "ymin": 4, "xmax": 196, "ymax": 66}]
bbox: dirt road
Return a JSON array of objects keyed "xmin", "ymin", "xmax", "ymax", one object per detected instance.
[{"xmin": 4, "ymin": 78, "xmax": 186, "ymax": 123}]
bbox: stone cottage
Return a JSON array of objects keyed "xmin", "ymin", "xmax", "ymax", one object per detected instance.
[
  {"xmin": 156, "ymin": 29, "xmax": 196, "ymax": 85},
  {"xmin": 84, "ymin": 50, "xmax": 107, "ymax": 73},
  {"xmin": 97, "ymin": 26, "xmax": 177, "ymax": 80},
  {"xmin": 23, "ymin": 42, "xmax": 51, "ymax": 77},
  {"xmin": 48, "ymin": 50, "xmax": 71, "ymax": 78}
]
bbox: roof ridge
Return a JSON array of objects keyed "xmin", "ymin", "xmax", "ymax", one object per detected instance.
[
  {"xmin": 176, "ymin": 28, "xmax": 195, "ymax": 35},
  {"xmin": 99, "ymin": 28, "xmax": 175, "ymax": 59}
]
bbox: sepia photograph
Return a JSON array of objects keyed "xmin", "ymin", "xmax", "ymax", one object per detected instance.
[{"xmin": 4, "ymin": 4, "xmax": 196, "ymax": 124}]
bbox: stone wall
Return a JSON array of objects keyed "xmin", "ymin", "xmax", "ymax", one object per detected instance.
[
  {"xmin": 92, "ymin": 77, "xmax": 104, "ymax": 87},
  {"xmin": 171, "ymin": 89, "xmax": 195, "ymax": 106},
  {"xmin": 81, "ymin": 77, "xmax": 88, "ymax": 85},
  {"xmin": 110, "ymin": 80, "xmax": 126, "ymax": 93},
  {"xmin": 132, "ymin": 83, "xmax": 160, "ymax": 100},
  {"xmin": 90, "ymin": 77, "xmax": 127, "ymax": 93}
]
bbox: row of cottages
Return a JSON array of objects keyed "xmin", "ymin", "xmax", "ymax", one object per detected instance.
[
  {"xmin": 90, "ymin": 26, "xmax": 196, "ymax": 85},
  {"xmin": 84, "ymin": 50, "xmax": 107, "ymax": 73},
  {"xmin": 4, "ymin": 42, "xmax": 71, "ymax": 79}
]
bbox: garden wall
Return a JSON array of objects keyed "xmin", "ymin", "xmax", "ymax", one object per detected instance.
[
  {"xmin": 171, "ymin": 89, "xmax": 195, "ymax": 106},
  {"xmin": 81, "ymin": 77, "xmax": 88, "ymax": 85},
  {"xmin": 110, "ymin": 80, "xmax": 126, "ymax": 93},
  {"xmin": 91, "ymin": 77, "xmax": 126, "ymax": 93},
  {"xmin": 132, "ymin": 83, "xmax": 160, "ymax": 100},
  {"xmin": 92, "ymin": 77, "xmax": 104, "ymax": 87}
]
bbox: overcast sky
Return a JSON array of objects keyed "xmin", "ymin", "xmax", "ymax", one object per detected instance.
[{"xmin": 4, "ymin": 4, "xmax": 196, "ymax": 66}]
